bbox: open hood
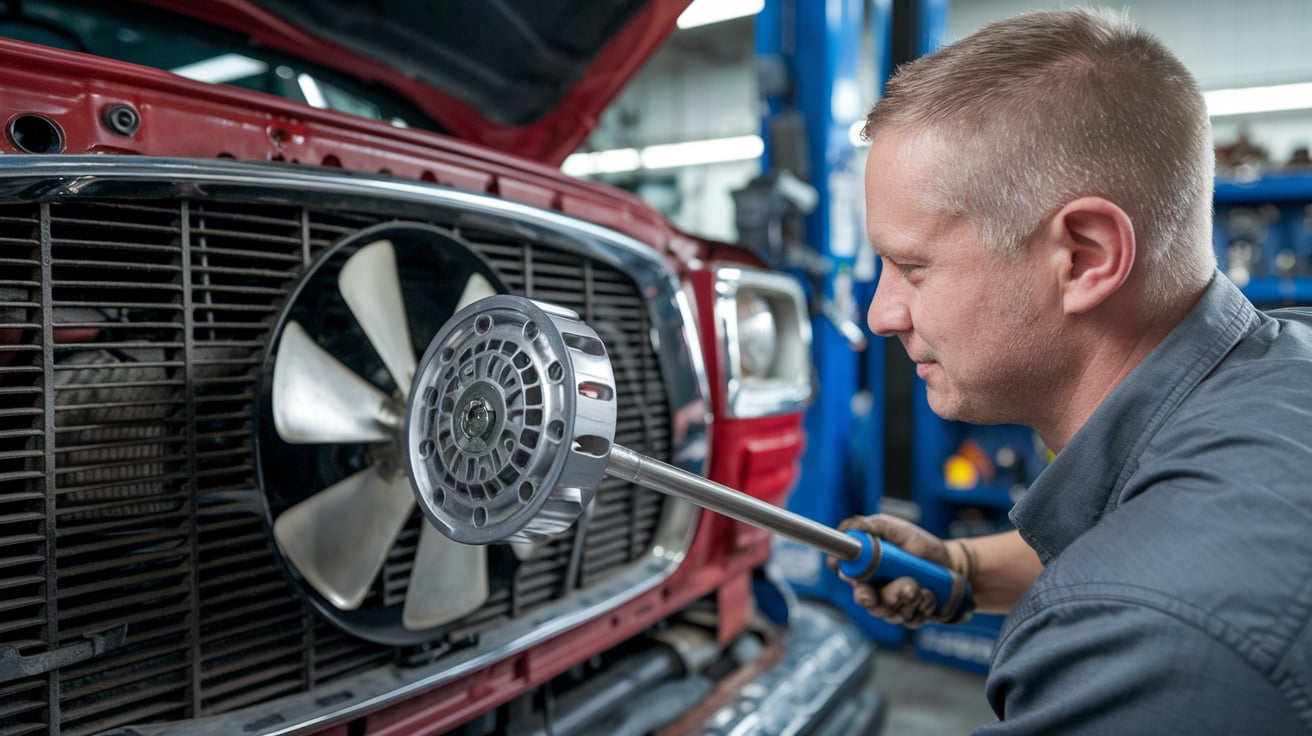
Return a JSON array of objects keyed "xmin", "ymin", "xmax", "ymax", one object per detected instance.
[{"xmin": 134, "ymin": 0, "xmax": 692, "ymax": 165}]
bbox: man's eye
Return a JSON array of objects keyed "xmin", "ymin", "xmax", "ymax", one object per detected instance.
[
  {"xmin": 879, "ymin": 256, "xmax": 922, "ymax": 279},
  {"xmin": 894, "ymin": 261, "xmax": 922, "ymax": 277}
]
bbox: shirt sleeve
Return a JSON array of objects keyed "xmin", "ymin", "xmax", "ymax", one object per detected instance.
[{"xmin": 974, "ymin": 595, "xmax": 1302, "ymax": 736}]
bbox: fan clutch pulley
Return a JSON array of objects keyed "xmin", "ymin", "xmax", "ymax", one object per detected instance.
[{"xmin": 407, "ymin": 296, "xmax": 617, "ymax": 545}]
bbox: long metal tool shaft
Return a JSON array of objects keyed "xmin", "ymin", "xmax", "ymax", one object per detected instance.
[{"xmin": 606, "ymin": 444, "xmax": 863, "ymax": 561}]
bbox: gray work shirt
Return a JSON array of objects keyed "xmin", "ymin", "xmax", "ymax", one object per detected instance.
[{"xmin": 977, "ymin": 273, "xmax": 1312, "ymax": 735}]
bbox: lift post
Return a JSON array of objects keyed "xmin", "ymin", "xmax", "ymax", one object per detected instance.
[{"xmin": 753, "ymin": 0, "xmax": 880, "ymax": 642}]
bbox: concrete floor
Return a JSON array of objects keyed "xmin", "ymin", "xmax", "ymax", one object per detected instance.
[{"xmin": 871, "ymin": 646, "xmax": 998, "ymax": 735}]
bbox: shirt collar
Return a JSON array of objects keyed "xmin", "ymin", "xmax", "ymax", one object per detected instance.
[{"xmin": 1010, "ymin": 272, "xmax": 1258, "ymax": 564}]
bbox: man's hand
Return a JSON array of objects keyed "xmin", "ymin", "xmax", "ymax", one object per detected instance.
[{"xmin": 828, "ymin": 514, "xmax": 976, "ymax": 628}]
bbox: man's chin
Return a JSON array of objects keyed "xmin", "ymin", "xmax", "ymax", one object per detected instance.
[
  {"xmin": 924, "ymin": 391, "xmax": 961, "ymax": 421},
  {"xmin": 926, "ymin": 392, "xmax": 998, "ymax": 425}
]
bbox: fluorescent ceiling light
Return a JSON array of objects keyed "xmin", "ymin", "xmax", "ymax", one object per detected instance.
[
  {"xmin": 1204, "ymin": 82, "xmax": 1312, "ymax": 118},
  {"xmin": 297, "ymin": 73, "xmax": 327, "ymax": 109},
  {"xmin": 562, "ymin": 135, "xmax": 763, "ymax": 176},
  {"xmin": 562, "ymin": 147, "xmax": 641, "ymax": 176},
  {"xmin": 642, "ymin": 135, "xmax": 763, "ymax": 169},
  {"xmin": 677, "ymin": 0, "xmax": 764, "ymax": 29},
  {"xmin": 171, "ymin": 53, "xmax": 268, "ymax": 84}
]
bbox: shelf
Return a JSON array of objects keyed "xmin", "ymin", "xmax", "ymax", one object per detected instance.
[
  {"xmin": 1216, "ymin": 171, "xmax": 1312, "ymax": 203},
  {"xmin": 920, "ymin": 483, "xmax": 1019, "ymax": 513},
  {"xmin": 1238, "ymin": 276, "xmax": 1312, "ymax": 305}
]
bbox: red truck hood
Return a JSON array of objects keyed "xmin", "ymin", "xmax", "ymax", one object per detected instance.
[{"xmin": 133, "ymin": 0, "xmax": 691, "ymax": 166}]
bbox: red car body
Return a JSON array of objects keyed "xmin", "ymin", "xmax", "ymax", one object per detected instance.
[{"xmin": 0, "ymin": 3, "xmax": 873, "ymax": 735}]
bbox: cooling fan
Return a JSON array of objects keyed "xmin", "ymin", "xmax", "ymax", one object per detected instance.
[{"xmin": 258, "ymin": 223, "xmax": 507, "ymax": 644}]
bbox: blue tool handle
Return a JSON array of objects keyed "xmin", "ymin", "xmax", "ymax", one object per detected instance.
[{"xmin": 837, "ymin": 530, "xmax": 975, "ymax": 623}]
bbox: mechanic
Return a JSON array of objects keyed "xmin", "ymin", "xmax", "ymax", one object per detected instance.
[{"xmin": 832, "ymin": 8, "xmax": 1312, "ymax": 734}]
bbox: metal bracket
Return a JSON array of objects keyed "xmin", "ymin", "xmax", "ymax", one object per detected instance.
[{"xmin": 0, "ymin": 625, "xmax": 128, "ymax": 683}]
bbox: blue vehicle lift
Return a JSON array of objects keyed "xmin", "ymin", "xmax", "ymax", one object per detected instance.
[{"xmin": 755, "ymin": 0, "xmax": 947, "ymax": 646}]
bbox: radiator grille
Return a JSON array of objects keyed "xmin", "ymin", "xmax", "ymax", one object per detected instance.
[{"xmin": 0, "ymin": 188, "xmax": 674, "ymax": 734}]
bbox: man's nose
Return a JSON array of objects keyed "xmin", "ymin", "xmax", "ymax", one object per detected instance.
[{"xmin": 867, "ymin": 270, "xmax": 910, "ymax": 336}]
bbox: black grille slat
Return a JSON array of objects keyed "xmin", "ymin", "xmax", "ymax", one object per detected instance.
[
  {"xmin": 198, "ymin": 596, "xmax": 301, "ymax": 632},
  {"xmin": 0, "ymin": 470, "xmax": 43, "ymax": 483},
  {"xmin": 54, "ymin": 507, "xmax": 189, "ymax": 534},
  {"xmin": 58, "ymin": 558, "xmax": 189, "ymax": 598},
  {"xmin": 0, "ymin": 406, "xmax": 41, "ymax": 418},
  {"xmin": 48, "ymin": 239, "xmax": 184, "ymax": 257},
  {"xmin": 190, "ymin": 229, "xmax": 306, "ymax": 249},
  {"xmin": 61, "ymin": 685, "xmax": 189, "ymax": 736},
  {"xmin": 198, "ymin": 578, "xmax": 288, "ymax": 610},
  {"xmin": 202, "ymin": 638, "xmax": 305, "ymax": 684},
  {"xmin": 188, "ymin": 283, "xmax": 291, "ymax": 298},
  {"xmin": 53, "ymin": 440, "xmax": 184, "ymax": 464},
  {"xmin": 0, "ymin": 592, "xmax": 44, "ymax": 614},
  {"xmin": 0, "ymin": 571, "xmax": 42, "ymax": 590},
  {"xmin": 46, "ymin": 544, "xmax": 186, "ymax": 577},
  {"xmin": 196, "ymin": 499, "xmax": 306, "ymax": 717},
  {"xmin": 0, "ymin": 677, "xmax": 48, "ymax": 736},
  {"xmin": 309, "ymin": 622, "xmax": 390, "ymax": 686},
  {"xmin": 52, "ymin": 258, "xmax": 183, "ymax": 275},
  {"xmin": 0, "ymin": 532, "xmax": 45, "ymax": 548},
  {"xmin": 52, "ymin": 343, "xmax": 186, "ymax": 356},
  {"xmin": 57, "ymin": 581, "xmax": 189, "ymax": 622},
  {"xmin": 50, "ymin": 301, "xmax": 182, "ymax": 312},
  {"xmin": 60, "ymin": 635, "xmax": 190, "ymax": 692},
  {"xmin": 199, "ymin": 649, "xmax": 305, "ymax": 706},
  {"xmin": 190, "ymin": 264, "xmax": 300, "ymax": 283},
  {"xmin": 0, "ymin": 617, "xmax": 44, "ymax": 638},
  {"xmin": 45, "ymin": 200, "xmax": 195, "ymax": 733},
  {"xmin": 0, "ymin": 203, "xmax": 45, "ymax": 705},
  {"xmin": 52, "ymin": 472, "xmax": 190, "ymax": 498}
]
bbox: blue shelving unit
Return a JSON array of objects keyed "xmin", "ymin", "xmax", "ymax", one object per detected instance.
[
  {"xmin": 1214, "ymin": 171, "xmax": 1312, "ymax": 306},
  {"xmin": 910, "ymin": 381, "xmax": 1045, "ymax": 540}
]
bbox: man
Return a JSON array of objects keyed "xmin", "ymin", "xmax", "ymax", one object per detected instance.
[{"xmin": 836, "ymin": 8, "xmax": 1312, "ymax": 734}]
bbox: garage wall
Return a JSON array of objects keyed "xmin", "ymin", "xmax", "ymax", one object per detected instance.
[
  {"xmin": 579, "ymin": 3, "xmax": 1312, "ymax": 240},
  {"xmin": 582, "ymin": 19, "xmax": 761, "ymax": 241},
  {"xmin": 948, "ymin": 0, "xmax": 1312, "ymax": 164},
  {"xmin": 589, "ymin": 28, "xmax": 759, "ymax": 150}
]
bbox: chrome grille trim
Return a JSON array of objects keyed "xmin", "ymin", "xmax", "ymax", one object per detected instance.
[{"xmin": 0, "ymin": 156, "xmax": 709, "ymax": 734}]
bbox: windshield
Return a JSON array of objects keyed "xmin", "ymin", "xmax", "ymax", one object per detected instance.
[{"xmin": 0, "ymin": 0, "xmax": 443, "ymax": 132}]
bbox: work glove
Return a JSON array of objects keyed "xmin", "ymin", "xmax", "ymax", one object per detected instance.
[{"xmin": 828, "ymin": 514, "xmax": 975, "ymax": 628}]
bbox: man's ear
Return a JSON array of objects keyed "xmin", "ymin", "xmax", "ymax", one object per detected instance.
[{"xmin": 1046, "ymin": 197, "xmax": 1136, "ymax": 315}]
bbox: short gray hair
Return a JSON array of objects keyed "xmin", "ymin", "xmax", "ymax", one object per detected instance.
[{"xmin": 864, "ymin": 8, "xmax": 1215, "ymax": 313}]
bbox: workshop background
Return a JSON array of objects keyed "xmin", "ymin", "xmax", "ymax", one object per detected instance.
[{"xmin": 569, "ymin": 0, "xmax": 1312, "ymax": 732}]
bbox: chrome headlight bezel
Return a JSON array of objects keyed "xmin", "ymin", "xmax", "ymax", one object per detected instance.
[{"xmin": 715, "ymin": 266, "xmax": 813, "ymax": 418}]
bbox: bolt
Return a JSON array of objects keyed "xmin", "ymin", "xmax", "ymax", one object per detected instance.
[
  {"xmin": 102, "ymin": 104, "xmax": 141, "ymax": 137},
  {"xmin": 461, "ymin": 398, "xmax": 495, "ymax": 440}
]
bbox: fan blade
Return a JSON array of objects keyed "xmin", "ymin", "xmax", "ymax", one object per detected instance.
[
  {"xmin": 273, "ymin": 467, "xmax": 415, "ymax": 611},
  {"xmin": 403, "ymin": 524, "xmax": 490, "ymax": 630},
  {"xmin": 456, "ymin": 272, "xmax": 498, "ymax": 310},
  {"xmin": 273, "ymin": 321, "xmax": 393, "ymax": 444},
  {"xmin": 339, "ymin": 239, "xmax": 418, "ymax": 398},
  {"xmin": 400, "ymin": 271, "xmax": 495, "ymax": 629}
]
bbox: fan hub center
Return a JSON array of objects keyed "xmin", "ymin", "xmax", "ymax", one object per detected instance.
[
  {"xmin": 461, "ymin": 398, "xmax": 495, "ymax": 439},
  {"xmin": 452, "ymin": 381, "xmax": 506, "ymax": 453}
]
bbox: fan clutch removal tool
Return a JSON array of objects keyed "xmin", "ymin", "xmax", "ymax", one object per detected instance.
[{"xmin": 406, "ymin": 295, "xmax": 973, "ymax": 622}]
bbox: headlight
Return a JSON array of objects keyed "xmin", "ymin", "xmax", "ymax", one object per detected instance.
[
  {"xmin": 736, "ymin": 294, "xmax": 778, "ymax": 378},
  {"xmin": 716, "ymin": 267, "xmax": 813, "ymax": 417}
]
